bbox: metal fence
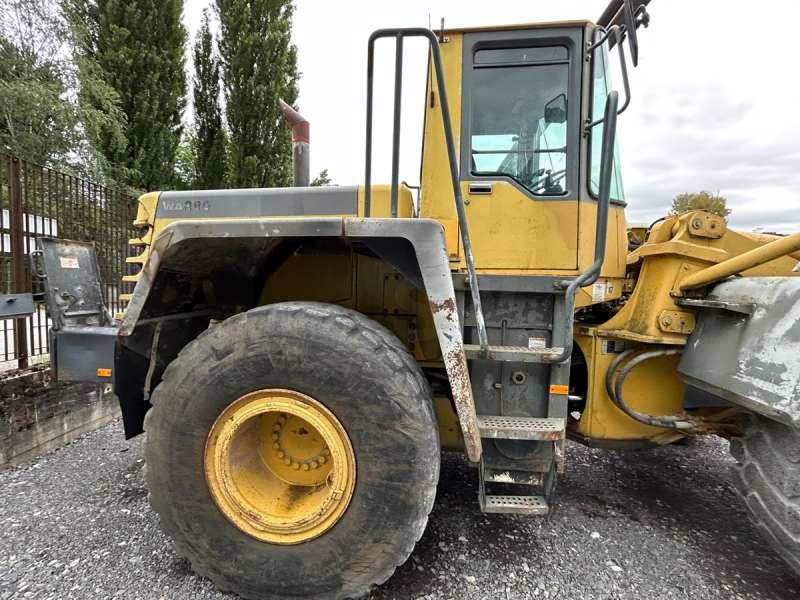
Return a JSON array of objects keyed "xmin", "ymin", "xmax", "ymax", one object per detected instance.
[{"xmin": 1, "ymin": 154, "xmax": 137, "ymax": 372}]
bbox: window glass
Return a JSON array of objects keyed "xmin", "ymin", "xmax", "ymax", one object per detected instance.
[
  {"xmin": 470, "ymin": 51, "xmax": 569, "ymax": 196},
  {"xmin": 590, "ymin": 45, "xmax": 625, "ymax": 201},
  {"xmin": 475, "ymin": 46, "xmax": 567, "ymax": 65}
]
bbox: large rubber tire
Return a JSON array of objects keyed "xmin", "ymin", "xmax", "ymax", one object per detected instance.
[
  {"xmin": 730, "ymin": 415, "xmax": 800, "ymax": 574},
  {"xmin": 144, "ymin": 302, "xmax": 440, "ymax": 600}
]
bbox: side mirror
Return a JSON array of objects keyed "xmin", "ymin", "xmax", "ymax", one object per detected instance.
[
  {"xmin": 597, "ymin": 90, "xmax": 620, "ymax": 214},
  {"xmin": 622, "ymin": 0, "xmax": 640, "ymax": 67},
  {"xmin": 544, "ymin": 94, "xmax": 567, "ymax": 125}
]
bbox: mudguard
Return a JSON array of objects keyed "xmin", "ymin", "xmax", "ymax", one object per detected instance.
[
  {"xmin": 118, "ymin": 216, "xmax": 482, "ymax": 461},
  {"xmin": 678, "ymin": 277, "xmax": 800, "ymax": 428}
]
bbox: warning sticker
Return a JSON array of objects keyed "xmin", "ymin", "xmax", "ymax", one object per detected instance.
[
  {"xmin": 59, "ymin": 255, "xmax": 80, "ymax": 269},
  {"xmin": 528, "ymin": 337, "xmax": 547, "ymax": 349},
  {"xmin": 591, "ymin": 281, "xmax": 605, "ymax": 302}
]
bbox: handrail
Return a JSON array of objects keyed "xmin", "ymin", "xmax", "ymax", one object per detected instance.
[
  {"xmin": 550, "ymin": 91, "xmax": 619, "ymax": 363},
  {"xmin": 364, "ymin": 28, "xmax": 489, "ymax": 353}
]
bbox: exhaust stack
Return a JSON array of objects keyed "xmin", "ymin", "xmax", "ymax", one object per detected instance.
[{"xmin": 279, "ymin": 100, "xmax": 310, "ymax": 187}]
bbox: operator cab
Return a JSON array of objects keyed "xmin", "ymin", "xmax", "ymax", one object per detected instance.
[{"xmin": 417, "ymin": 3, "xmax": 646, "ymax": 275}]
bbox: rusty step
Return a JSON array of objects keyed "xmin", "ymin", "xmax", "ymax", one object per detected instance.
[
  {"xmin": 477, "ymin": 416, "xmax": 565, "ymax": 441},
  {"xmin": 463, "ymin": 344, "xmax": 565, "ymax": 363}
]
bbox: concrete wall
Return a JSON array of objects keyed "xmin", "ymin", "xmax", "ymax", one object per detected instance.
[{"xmin": 0, "ymin": 368, "xmax": 120, "ymax": 467}]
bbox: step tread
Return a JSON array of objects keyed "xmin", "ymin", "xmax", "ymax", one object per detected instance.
[
  {"xmin": 482, "ymin": 494, "xmax": 549, "ymax": 515},
  {"xmin": 478, "ymin": 416, "xmax": 565, "ymax": 440},
  {"xmin": 463, "ymin": 344, "xmax": 565, "ymax": 363}
]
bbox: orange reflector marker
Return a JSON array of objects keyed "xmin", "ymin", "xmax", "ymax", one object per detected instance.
[
  {"xmin": 549, "ymin": 384, "xmax": 568, "ymax": 395},
  {"xmin": 96, "ymin": 368, "xmax": 112, "ymax": 378}
]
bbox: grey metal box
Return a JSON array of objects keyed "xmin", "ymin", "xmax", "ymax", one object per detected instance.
[{"xmin": 52, "ymin": 326, "xmax": 118, "ymax": 383}]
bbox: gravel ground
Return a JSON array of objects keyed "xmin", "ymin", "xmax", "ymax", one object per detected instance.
[{"xmin": 1, "ymin": 421, "xmax": 798, "ymax": 600}]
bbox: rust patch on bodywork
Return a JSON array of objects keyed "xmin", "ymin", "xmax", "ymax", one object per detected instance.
[
  {"xmin": 429, "ymin": 297, "xmax": 457, "ymax": 321},
  {"xmin": 443, "ymin": 346, "xmax": 481, "ymax": 460}
]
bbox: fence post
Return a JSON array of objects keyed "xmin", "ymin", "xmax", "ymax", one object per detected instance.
[{"xmin": 9, "ymin": 156, "xmax": 29, "ymax": 369}]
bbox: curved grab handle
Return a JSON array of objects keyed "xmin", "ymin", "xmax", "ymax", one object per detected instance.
[{"xmin": 551, "ymin": 90, "xmax": 619, "ymax": 363}]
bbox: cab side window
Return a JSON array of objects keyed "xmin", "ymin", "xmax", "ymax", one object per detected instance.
[{"xmin": 470, "ymin": 46, "xmax": 570, "ymax": 196}]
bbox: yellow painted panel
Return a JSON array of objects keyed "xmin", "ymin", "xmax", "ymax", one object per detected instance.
[
  {"xmin": 434, "ymin": 395, "xmax": 464, "ymax": 450},
  {"xmin": 462, "ymin": 182, "xmax": 578, "ymax": 270},
  {"xmin": 419, "ymin": 34, "xmax": 462, "ymax": 225},
  {"xmin": 260, "ymin": 253, "xmax": 354, "ymax": 306},
  {"xmin": 357, "ymin": 184, "xmax": 413, "ymax": 218},
  {"xmin": 579, "ymin": 203, "xmax": 628, "ymax": 279},
  {"xmin": 440, "ymin": 219, "xmax": 460, "ymax": 258},
  {"xmin": 574, "ymin": 333, "xmax": 685, "ymax": 441}
]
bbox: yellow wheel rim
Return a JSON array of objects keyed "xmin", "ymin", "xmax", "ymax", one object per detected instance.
[{"xmin": 204, "ymin": 389, "xmax": 356, "ymax": 545}]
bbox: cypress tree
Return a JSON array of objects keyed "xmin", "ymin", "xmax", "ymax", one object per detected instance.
[
  {"xmin": 192, "ymin": 9, "xmax": 227, "ymax": 189},
  {"xmin": 216, "ymin": 0, "xmax": 298, "ymax": 188},
  {"xmin": 75, "ymin": 0, "xmax": 187, "ymax": 191}
]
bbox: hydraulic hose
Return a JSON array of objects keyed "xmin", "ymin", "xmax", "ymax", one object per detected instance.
[{"xmin": 604, "ymin": 347, "xmax": 695, "ymax": 430}]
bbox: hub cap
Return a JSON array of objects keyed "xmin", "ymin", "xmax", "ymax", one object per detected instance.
[{"xmin": 204, "ymin": 389, "xmax": 356, "ymax": 544}]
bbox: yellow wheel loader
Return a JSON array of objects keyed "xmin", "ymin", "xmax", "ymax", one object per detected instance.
[{"xmin": 25, "ymin": 1, "xmax": 800, "ymax": 597}]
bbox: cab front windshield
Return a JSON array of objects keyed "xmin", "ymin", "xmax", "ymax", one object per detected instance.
[{"xmin": 470, "ymin": 46, "xmax": 569, "ymax": 196}]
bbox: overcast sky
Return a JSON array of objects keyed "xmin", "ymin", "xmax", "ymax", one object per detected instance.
[{"xmin": 184, "ymin": 0, "xmax": 800, "ymax": 233}]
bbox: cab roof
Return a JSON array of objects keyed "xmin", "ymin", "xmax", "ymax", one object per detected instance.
[{"xmin": 441, "ymin": 19, "xmax": 593, "ymax": 35}]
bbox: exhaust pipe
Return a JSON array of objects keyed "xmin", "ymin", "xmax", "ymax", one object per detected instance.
[{"xmin": 279, "ymin": 100, "xmax": 310, "ymax": 187}]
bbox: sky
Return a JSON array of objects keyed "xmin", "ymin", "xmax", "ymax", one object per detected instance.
[{"xmin": 183, "ymin": 0, "xmax": 800, "ymax": 233}]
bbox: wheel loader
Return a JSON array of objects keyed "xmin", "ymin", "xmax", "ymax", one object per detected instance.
[{"xmin": 19, "ymin": 1, "xmax": 800, "ymax": 598}]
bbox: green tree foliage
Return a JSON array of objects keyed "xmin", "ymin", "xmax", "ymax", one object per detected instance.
[
  {"xmin": 173, "ymin": 131, "xmax": 197, "ymax": 190},
  {"xmin": 0, "ymin": 0, "xmax": 78, "ymax": 165},
  {"xmin": 217, "ymin": 0, "xmax": 298, "ymax": 188},
  {"xmin": 192, "ymin": 9, "xmax": 227, "ymax": 189},
  {"xmin": 670, "ymin": 191, "xmax": 731, "ymax": 219},
  {"xmin": 72, "ymin": 0, "xmax": 187, "ymax": 191},
  {"xmin": 310, "ymin": 168, "xmax": 332, "ymax": 187}
]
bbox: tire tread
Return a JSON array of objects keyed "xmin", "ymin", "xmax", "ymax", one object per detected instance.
[
  {"xmin": 144, "ymin": 301, "xmax": 438, "ymax": 600},
  {"xmin": 731, "ymin": 416, "xmax": 800, "ymax": 575}
]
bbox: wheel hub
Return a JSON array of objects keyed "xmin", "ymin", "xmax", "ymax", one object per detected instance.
[{"xmin": 204, "ymin": 389, "xmax": 356, "ymax": 544}]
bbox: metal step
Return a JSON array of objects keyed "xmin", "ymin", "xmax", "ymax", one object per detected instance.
[
  {"xmin": 478, "ymin": 416, "xmax": 565, "ymax": 441},
  {"xmin": 463, "ymin": 344, "xmax": 565, "ymax": 363},
  {"xmin": 480, "ymin": 494, "xmax": 549, "ymax": 515}
]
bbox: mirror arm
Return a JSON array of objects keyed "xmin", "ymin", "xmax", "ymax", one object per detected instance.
[
  {"xmin": 587, "ymin": 24, "xmax": 616, "ymax": 53},
  {"xmin": 614, "ymin": 28, "xmax": 632, "ymax": 114}
]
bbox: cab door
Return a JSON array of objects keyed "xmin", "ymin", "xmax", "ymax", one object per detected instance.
[{"xmin": 458, "ymin": 29, "xmax": 583, "ymax": 271}]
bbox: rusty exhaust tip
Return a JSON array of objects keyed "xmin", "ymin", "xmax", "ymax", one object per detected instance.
[{"xmin": 279, "ymin": 99, "xmax": 309, "ymax": 144}]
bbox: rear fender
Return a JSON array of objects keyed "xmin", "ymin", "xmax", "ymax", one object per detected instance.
[{"xmin": 118, "ymin": 217, "xmax": 481, "ymax": 460}]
